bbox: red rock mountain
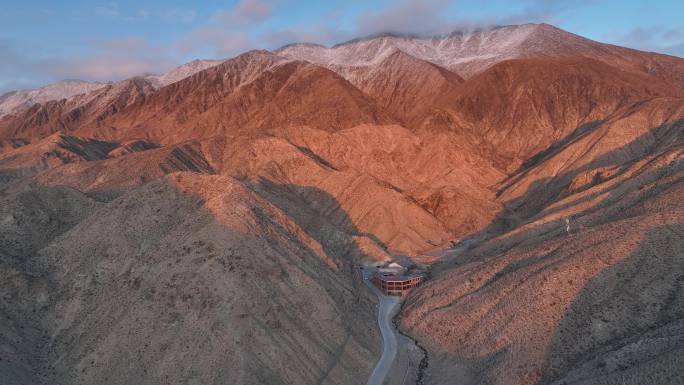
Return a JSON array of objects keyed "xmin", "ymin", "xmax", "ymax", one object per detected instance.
[
  {"xmin": 346, "ymin": 50, "xmax": 465, "ymax": 125},
  {"xmin": 0, "ymin": 23, "xmax": 683, "ymax": 385},
  {"xmin": 433, "ymin": 57, "xmax": 683, "ymax": 170},
  {"xmin": 0, "ymin": 77, "xmax": 155, "ymax": 146}
]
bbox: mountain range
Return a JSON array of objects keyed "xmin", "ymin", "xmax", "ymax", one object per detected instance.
[{"xmin": 1, "ymin": 23, "xmax": 683, "ymax": 385}]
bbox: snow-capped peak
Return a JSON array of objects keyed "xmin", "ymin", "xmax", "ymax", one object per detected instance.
[{"xmin": 275, "ymin": 24, "xmax": 570, "ymax": 77}]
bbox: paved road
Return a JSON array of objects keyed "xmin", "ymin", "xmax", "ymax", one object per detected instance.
[{"xmin": 362, "ymin": 268, "xmax": 401, "ymax": 385}]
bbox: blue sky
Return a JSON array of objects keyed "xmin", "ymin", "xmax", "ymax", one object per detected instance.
[{"xmin": 0, "ymin": 0, "xmax": 682, "ymax": 92}]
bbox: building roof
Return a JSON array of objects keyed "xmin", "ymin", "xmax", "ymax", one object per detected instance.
[
  {"xmin": 395, "ymin": 257, "xmax": 417, "ymax": 268},
  {"xmin": 379, "ymin": 264, "xmax": 404, "ymax": 270},
  {"xmin": 374, "ymin": 273, "xmax": 422, "ymax": 283}
]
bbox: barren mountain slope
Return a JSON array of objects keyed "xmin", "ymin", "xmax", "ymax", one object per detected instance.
[
  {"xmin": 4, "ymin": 51, "xmax": 679, "ymax": 253},
  {"xmin": 431, "ymin": 57, "xmax": 684, "ymax": 171},
  {"xmin": 100, "ymin": 55, "xmax": 394, "ymax": 144},
  {"xmin": 0, "ymin": 52, "xmax": 501, "ymax": 252},
  {"xmin": 0, "ymin": 77, "xmax": 156, "ymax": 149},
  {"xmin": 0, "ymin": 133, "xmax": 121, "ymax": 184},
  {"xmin": 197, "ymin": 128, "xmax": 453, "ymax": 252},
  {"xmin": 0, "ymin": 80, "xmax": 108, "ymax": 117},
  {"xmin": 33, "ymin": 142, "xmax": 215, "ymax": 200},
  {"xmin": 272, "ymin": 124, "xmax": 503, "ymax": 238},
  {"xmin": 517, "ymin": 24, "xmax": 684, "ymax": 88},
  {"xmin": 0, "ymin": 183, "xmax": 101, "ymax": 385},
  {"xmin": 0, "ymin": 137, "xmax": 218, "ymax": 203},
  {"xmin": 399, "ymin": 110, "xmax": 684, "ymax": 385},
  {"xmin": 347, "ymin": 50, "xmax": 464, "ymax": 125},
  {"xmin": 496, "ymin": 100, "xmax": 684, "ymax": 220},
  {"xmin": 0, "ymin": 59, "xmax": 223, "ymax": 120},
  {"xmin": 144, "ymin": 59, "xmax": 224, "ymax": 88},
  {"xmin": 0, "ymin": 126, "xmax": 498, "ymax": 254},
  {"xmin": 0, "ymin": 172, "xmax": 380, "ymax": 385}
]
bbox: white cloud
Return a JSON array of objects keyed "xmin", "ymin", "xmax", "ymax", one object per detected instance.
[
  {"xmin": 179, "ymin": 29, "xmax": 252, "ymax": 57},
  {"xmin": 178, "ymin": 0, "xmax": 275, "ymax": 57},
  {"xmin": 356, "ymin": 0, "xmax": 453, "ymax": 37},
  {"xmin": 351, "ymin": 0, "xmax": 596, "ymax": 38},
  {"xmin": 210, "ymin": 0, "xmax": 273, "ymax": 25},
  {"xmin": 94, "ymin": 4, "xmax": 119, "ymax": 18},
  {"xmin": 161, "ymin": 8, "xmax": 197, "ymax": 23},
  {"xmin": 260, "ymin": 25, "xmax": 351, "ymax": 49},
  {"xmin": 608, "ymin": 26, "xmax": 684, "ymax": 57},
  {"xmin": 99, "ymin": 6, "xmax": 197, "ymax": 24},
  {"xmin": 0, "ymin": 36, "xmax": 178, "ymax": 91},
  {"xmin": 124, "ymin": 9, "xmax": 151, "ymax": 22}
]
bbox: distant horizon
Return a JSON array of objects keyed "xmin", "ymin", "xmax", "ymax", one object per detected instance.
[{"xmin": 1, "ymin": 0, "xmax": 683, "ymax": 92}]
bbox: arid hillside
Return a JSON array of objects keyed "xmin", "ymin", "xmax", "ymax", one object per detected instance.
[
  {"xmin": 401, "ymin": 123, "xmax": 684, "ymax": 385},
  {"xmin": 1, "ymin": 171, "xmax": 381, "ymax": 385},
  {"xmin": 0, "ymin": 77, "xmax": 156, "ymax": 148},
  {"xmin": 0, "ymin": 22, "xmax": 682, "ymax": 385}
]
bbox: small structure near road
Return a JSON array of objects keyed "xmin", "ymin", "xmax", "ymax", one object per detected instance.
[
  {"xmin": 369, "ymin": 258, "xmax": 424, "ymax": 296},
  {"xmin": 359, "ymin": 256, "xmax": 426, "ymax": 297},
  {"xmin": 371, "ymin": 273, "xmax": 423, "ymax": 296}
]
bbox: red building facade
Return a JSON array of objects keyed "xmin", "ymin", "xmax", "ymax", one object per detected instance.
[{"xmin": 371, "ymin": 274, "xmax": 423, "ymax": 296}]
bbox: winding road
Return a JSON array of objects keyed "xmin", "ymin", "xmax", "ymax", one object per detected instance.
[{"xmin": 362, "ymin": 268, "xmax": 402, "ymax": 385}]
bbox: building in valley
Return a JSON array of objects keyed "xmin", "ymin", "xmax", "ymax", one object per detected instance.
[{"xmin": 371, "ymin": 273, "xmax": 423, "ymax": 296}]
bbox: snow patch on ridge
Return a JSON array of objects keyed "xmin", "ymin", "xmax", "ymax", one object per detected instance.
[
  {"xmin": 145, "ymin": 59, "xmax": 224, "ymax": 88},
  {"xmin": 276, "ymin": 24, "xmax": 539, "ymax": 74},
  {"xmin": 0, "ymin": 80, "xmax": 109, "ymax": 117}
]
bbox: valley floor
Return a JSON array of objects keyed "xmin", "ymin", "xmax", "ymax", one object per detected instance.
[{"xmin": 362, "ymin": 266, "xmax": 424, "ymax": 385}]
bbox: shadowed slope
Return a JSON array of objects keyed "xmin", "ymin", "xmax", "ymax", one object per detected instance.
[
  {"xmin": 33, "ymin": 142, "xmax": 215, "ymax": 200},
  {"xmin": 0, "ymin": 133, "xmax": 164, "ymax": 189},
  {"xmin": 496, "ymin": 108, "xmax": 684, "ymax": 220},
  {"xmin": 399, "ymin": 115, "xmax": 684, "ymax": 385},
  {"xmin": 1, "ymin": 172, "xmax": 381, "ymax": 385},
  {"xmin": 214, "ymin": 128, "xmax": 453, "ymax": 252},
  {"xmin": 275, "ymin": 124, "xmax": 503, "ymax": 239},
  {"xmin": 540, "ymin": 223, "xmax": 684, "ymax": 385},
  {"xmin": 0, "ymin": 133, "xmax": 119, "ymax": 182}
]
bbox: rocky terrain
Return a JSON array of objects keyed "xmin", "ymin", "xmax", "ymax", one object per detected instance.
[
  {"xmin": 277, "ymin": 23, "xmax": 684, "ymax": 87},
  {"xmin": 0, "ymin": 59, "xmax": 222, "ymax": 121},
  {"xmin": 0, "ymin": 80, "xmax": 108, "ymax": 118},
  {"xmin": 144, "ymin": 59, "xmax": 223, "ymax": 88},
  {"xmin": 0, "ymin": 138, "xmax": 385, "ymax": 385},
  {"xmin": 0, "ymin": 22, "xmax": 682, "ymax": 385},
  {"xmin": 401, "ymin": 122, "xmax": 684, "ymax": 385}
]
